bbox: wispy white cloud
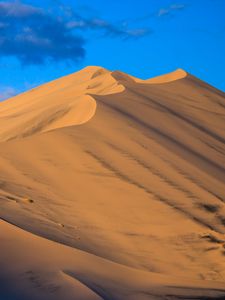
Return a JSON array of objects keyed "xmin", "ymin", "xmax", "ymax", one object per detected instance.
[{"xmin": 158, "ymin": 3, "xmax": 186, "ymax": 17}]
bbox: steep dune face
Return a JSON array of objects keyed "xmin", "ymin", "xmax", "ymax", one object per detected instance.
[{"xmin": 0, "ymin": 67, "xmax": 225, "ymax": 299}]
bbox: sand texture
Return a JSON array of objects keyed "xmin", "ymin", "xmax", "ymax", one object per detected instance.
[{"xmin": 0, "ymin": 66, "xmax": 225, "ymax": 299}]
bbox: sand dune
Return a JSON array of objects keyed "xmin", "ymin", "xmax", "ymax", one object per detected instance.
[
  {"xmin": 145, "ymin": 68, "xmax": 187, "ymax": 83},
  {"xmin": 0, "ymin": 66, "xmax": 225, "ymax": 299}
]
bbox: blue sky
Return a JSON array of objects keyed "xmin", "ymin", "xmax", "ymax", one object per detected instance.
[{"xmin": 0, "ymin": 0, "xmax": 225, "ymax": 100}]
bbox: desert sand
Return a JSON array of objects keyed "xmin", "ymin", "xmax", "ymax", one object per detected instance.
[{"xmin": 0, "ymin": 66, "xmax": 225, "ymax": 299}]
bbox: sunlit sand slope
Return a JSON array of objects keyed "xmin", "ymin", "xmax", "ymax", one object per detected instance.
[
  {"xmin": 0, "ymin": 66, "xmax": 123, "ymax": 141},
  {"xmin": 0, "ymin": 66, "xmax": 225, "ymax": 299}
]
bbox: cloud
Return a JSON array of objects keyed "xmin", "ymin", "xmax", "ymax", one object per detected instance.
[
  {"xmin": 57, "ymin": 0, "xmax": 151, "ymax": 39},
  {"xmin": 0, "ymin": 1, "xmax": 42, "ymax": 17},
  {"xmin": 0, "ymin": 86, "xmax": 17, "ymax": 101},
  {"xmin": 0, "ymin": 1, "xmax": 150, "ymax": 65},
  {"xmin": 158, "ymin": 3, "xmax": 186, "ymax": 17},
  {"xmin": 65, "ymin": 16, "xmax": 151, "ymax": 39},
  {"xmin": 0, "ymin": 1, "xmax": 85, "ymax": 65}
]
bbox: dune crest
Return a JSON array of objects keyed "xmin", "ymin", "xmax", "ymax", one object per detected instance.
[{"xmin": 0, "ymin": 67, "xmax": 190, "ymax": 141}]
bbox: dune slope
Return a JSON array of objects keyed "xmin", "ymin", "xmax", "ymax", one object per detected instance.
[
  {"xmin": 1, "ymin": 219, "xmax": 225, "ymax": 300},
  {"xmin": 0, "ymin": 66, "xmax": 225, "ymax": 299}
]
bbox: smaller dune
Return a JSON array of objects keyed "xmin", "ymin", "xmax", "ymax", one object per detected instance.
[{"xmin": 146, "ymin": 69, "xmax": 187, "ymax": 84}]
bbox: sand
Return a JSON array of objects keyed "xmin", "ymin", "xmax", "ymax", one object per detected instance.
[
  {"xmin": 0, "ymin": 66, "xmax": 225, "ymax": 299},
  {"xmin": 145, "ymin": 68, "xmax": 187, "ymax": 83}
]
